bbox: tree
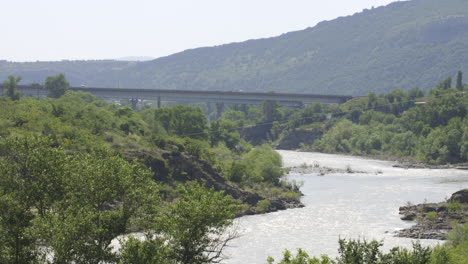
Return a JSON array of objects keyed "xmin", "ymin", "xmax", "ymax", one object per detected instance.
[
  {"xmin": 35, "ymin": 148, "xmax": 157, "ymax": 264},
  {"xmin": 267, "ymin": 249, "xmax": 332, "ymax": 264},
  {"xmin": 436, "ymin": 77, "xmax": 452, "ymax": 90},
  {"xmin": 122, "ymin": 182, "xmax": 240, "ymax": 264},
  {"xmin": 0, "ymin": 136, "xmax": 68, "ymax": 264},
  {"xmin": 408, "ymin": 88, "xmax": 425, "ymax": 100},
  {"xmin": 3, "ymin": 75, "xmax": 21, "ymax": 100},
  {"xmin": 154, "ymin": 105, "xmax": 208, "ymax": 139},
  {"xmin": 0, "ymin": 194, "xmax": 37, "ymax": 264},
  {"xmin": 456, "ymin": 71, "xmax": 463, "ymax": 91},
  {"xmin": 0, "ymin": 136, "xmax": 158, "ymax": 263},
  {"xmin": 208, "ymin": 119, "xmax": 241, "ymax": 150},
  {"xmin": 366, "ymin": 92, "xmax": 378, "ymax": 108},
  {"xmin": 45, "ymin": 73, "xmax": 69, "ymax": 98}
]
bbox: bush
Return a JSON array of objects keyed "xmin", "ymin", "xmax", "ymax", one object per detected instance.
[
  {"xmin": 254, "ymin": 199, "xmax": 271, "ymax": 212},
  {"xmin": 447, "ymin": 201, "xmax": 463, "ymax": 214}
]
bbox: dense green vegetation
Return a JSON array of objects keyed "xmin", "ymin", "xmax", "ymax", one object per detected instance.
[
  {"xmin": 267, "ymin": 224, "xmax": 468, "ymax": 264},
  {"xmin": 311, "ymin": 86, "xmax": 467, "ymax": 164},
  {"xmin": 1, "ymin": 0, "xmax": 468, "ymax": 95},
  {"xmin": 218, "ymin": 75, "xmax": 466, "ymax": 165},
  {"xmin": 0, "ymin": 75, "xmax": 298, "ymax": 263}
]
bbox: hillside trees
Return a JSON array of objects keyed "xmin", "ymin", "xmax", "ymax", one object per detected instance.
[
  {"xmin": 2, "ymin": 75, "xmax": 21, "ymax": 101},
  {"xmin": 436, "ymin": 77, "xmax": 452, "ymax": 90},
  {"xmin": 309, "ymin": 84, "xmax": 466, "ymax": 164},
  {"xmin": 45, "ymin": 73, "xmax": 69, "ymax": 98},
  {"xmin": 456, "ymin": 71, "xmax": 463, "ymax": 91},
  {"xmin": 154, "ymin": 105, "xmax": 207, "ymax": 139}
]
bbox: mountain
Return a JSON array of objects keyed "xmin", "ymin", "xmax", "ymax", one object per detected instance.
[
  {"xmin": 0, "ymin": 60, "xmax": 136, "ymax": 87},
  {"xmin": 1, "ymin": 0, "xmax": 468, "ymax": 95}
]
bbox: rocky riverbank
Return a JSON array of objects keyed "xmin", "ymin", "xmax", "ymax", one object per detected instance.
[
  {"xmin": 126, "ymin": 149, "xmax": 305, "ymax": 218},
  {"xmin": 286, "ymin": 162, "xmax": 376, "ymax": 176},
  {"xmin": 392, "ymin": 161, "xmax": 468, "ymax": 170},
  {"xmin": 396, "ymin": 189, "xmax": 468, "ymax": 240}
]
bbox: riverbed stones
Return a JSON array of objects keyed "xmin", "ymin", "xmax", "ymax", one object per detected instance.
[{"xmin": 396, "ymin": 189, "xmax": 468, "ymax": 240}]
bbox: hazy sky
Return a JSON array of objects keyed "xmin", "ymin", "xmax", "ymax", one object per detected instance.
[{"xmin": 1, "ymin": 0, "xmax": 397, "ymax": 62}]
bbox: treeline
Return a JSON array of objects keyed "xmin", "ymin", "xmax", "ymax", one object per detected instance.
[
  {"xmin": 312, "ymin": 78, "xmax": 466, "ymax": 164},
  {"xmin": 0, "ymin": 74, "xmax": 298, "ymax": 263},
  {"xmin": 268, "ymin": 223, "xmax": 468, "ymax": 264}
]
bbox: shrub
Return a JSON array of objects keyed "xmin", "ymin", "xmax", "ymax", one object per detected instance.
[
  {"xmin": 254, "ymin": 199, "xmax": 271, "ymax": 212},
  {"xmin": 447, "ymin": 201, "xmax": 463, "ymax": 214}
]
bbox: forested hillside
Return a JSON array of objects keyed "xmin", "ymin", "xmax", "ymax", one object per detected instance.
[{"xmin": 1, "ymin": 0, "xmax": 468, "ymax": 95}]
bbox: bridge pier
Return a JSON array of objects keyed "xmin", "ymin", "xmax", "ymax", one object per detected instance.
[
  {"xmin": 157, "ymin": 96, "xmax": 161, "ymax": 108},
  {"xmin": 241, "ymin": 104, "xmax": 247, "ymax": 114},
  {"xmin": 216, "ymin": 102, "xmax": 225, "ymax": 119},
  {"xmin": 207, "ymin": 102, "xmax": 213, "ymax": 119},
  {"xmin": 130, "ymin": 98, "xmax": 139, "ymax": 110}
]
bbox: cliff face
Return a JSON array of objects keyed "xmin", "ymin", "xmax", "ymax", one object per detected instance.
[
  {"xmin": 276, "ymin": 129, "xmax": 323, "ymax": 150},
  {"xmin": 240, "ymin": 124, "xmax": 272, "ymax": 146}
]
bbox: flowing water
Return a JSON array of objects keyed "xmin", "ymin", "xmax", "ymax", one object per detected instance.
[{"xmin": 224, "ymin": 151, "xmax": 468, "ymax": 264}]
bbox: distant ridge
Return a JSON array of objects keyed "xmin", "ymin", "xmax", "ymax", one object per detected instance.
[
  {"xmin": 115, "ymin": 56, "xmax": 155, "ymax": 62},
  {"xmin": 1, "ymin": 0, "xmax": 467, "ymax": 95}
]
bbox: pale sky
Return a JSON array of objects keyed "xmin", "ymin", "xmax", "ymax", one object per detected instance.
[{"xmin": 1, "ymin": 0, "xmax": 397, "ymax": 62}]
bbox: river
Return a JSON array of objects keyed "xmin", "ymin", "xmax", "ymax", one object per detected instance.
[{"xmin": 224, "ymin": 150, "xmax": 468, "ymax": 264}]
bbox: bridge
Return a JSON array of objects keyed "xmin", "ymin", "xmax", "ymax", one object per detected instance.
[{"xmin": 2, "ymin": 85, "xmax": 352, "ymax": 109}]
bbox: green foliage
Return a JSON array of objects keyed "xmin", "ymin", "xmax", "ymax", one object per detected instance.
[
  {"xmin": 119, "ymin": 236, "xmax": 173, "ymax": 264},
  {"xmin": 209, "ymin": 119, "xmax": 241, "ymax": 150},
  {"xmin": 121, "ymin": 182, "xmax": 240, "ymax": 264},
  {"xmin": 243, "ymin": 145, "xmax": 284, "ymax": 185},
  {"xmin": 0, "ymin": 193, "xmax": 37, "ymax": 264},
  {"xmin": 436, "ymin": 77, "xmax": 452, "ymax": 90},
  {"xmin": 267, "ymin": 249, "xmax": 332, "ymax": 264},
  {"xmin": 425, "ymin": 212, "xmax": 439, "ymax": 225},
  {"xmin": 268, "ymin": 239, "xmax": 432, "ymax": 264},
  {"xmin": 45, "ymin": 73, "xmax": 70, "ymax": 98},
  {"xmin": 429, "ymin": 224, "xmax": 468, "ymax": 264},
  {"xmin": 336, "ymin": 239, "xmax": 383, "ymax": 264},
  {"xmin": 154, "ymin": 105, "xmax": 207, "ymax": 139},
  {"xmin": 455, "ymin": 71, "xmax": 463, "ymax": 91},
  {"xmin": 2, "ymin": 75, "xmax": 21, "ymax": 100},
  {"xmin": 446, "ymin": 224, "xmax": 468, "ymax": 247},
  {"xmin": 253, "ymin": 199, "xmax": 271, "ymax": 213},
  {"xmin": 0, "ymin": 136, "xmax": 158, "ymax": 263},
  {"xmin": 312, "ymin": 88, "xmax": 466, "ymax": 164},
  {"xmin": 447, "ymin": 201, "xmax": 464, "ymax": 214}
]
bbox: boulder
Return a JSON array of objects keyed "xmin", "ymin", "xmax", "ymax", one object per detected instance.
[
  {"xmin": 401, "ymin": 213, "xmax": 417, "ymax": 221},
  {"xmin": 448, "ymin": 189, "xmax": 468, "ymax": 203}
]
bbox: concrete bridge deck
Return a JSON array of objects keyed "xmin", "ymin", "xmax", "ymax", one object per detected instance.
[{"xmin": 2, "ymin": 85, "xmax": 353, "ymax": 107}]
